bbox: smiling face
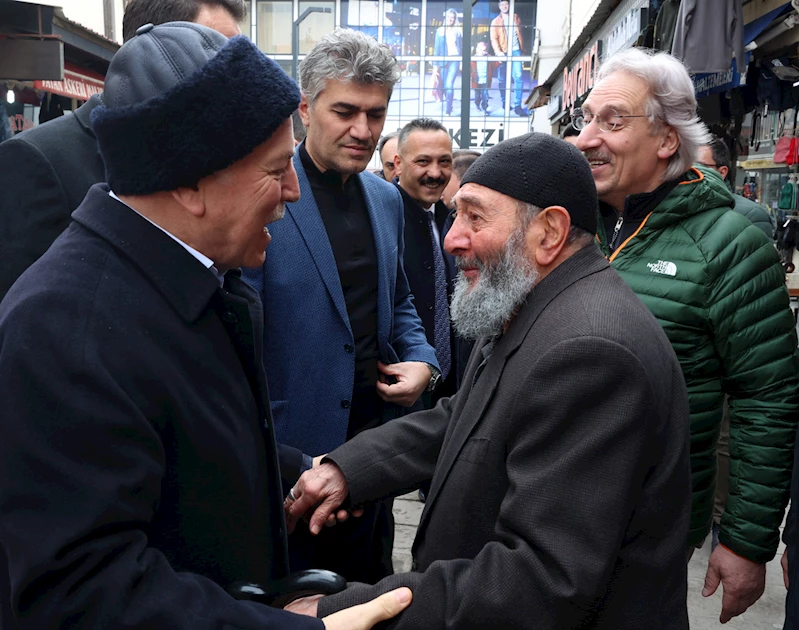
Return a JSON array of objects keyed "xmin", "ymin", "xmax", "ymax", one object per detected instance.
[
  {"xmin": 445, "ymin": 182, "xmax": 539, "ymax": 339},
  {"xmin": 397, "ymin": 129, "xmax": 453, "ymax": 207},
  {"xmin": 498, "ymin": 0, "xmax": 509, "ymax": 14},
  {"xmin": 300, "ymin": 79, "xmax": 390, "ymax": 179},
  {"xmin": 575, "ymin": 72, "xmax": 678, "ymax": 211},
  {"xmin": 198, "ymin": 119, "xmax": 299, "ymax": 270},
  {"xmin": 445, "ymin": 183, "xmax": 523, "ymax": 283},
  {"xmin": 475, "ymin": 41, "xmax": 487, "ymax": 55}
]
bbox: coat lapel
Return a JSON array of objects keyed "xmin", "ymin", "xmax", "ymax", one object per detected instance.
[
  {"xmin": 414, "ymin": 245, "xmax": 611, "ymax": 540},
  {"xmin": 283, "ymin": 153, "xmax": 350, "ymax": 328}
]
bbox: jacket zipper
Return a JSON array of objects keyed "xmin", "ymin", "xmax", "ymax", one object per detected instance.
[{"xmin": 610, "ymin": 214, "xmax": 624, "ymax": 250}]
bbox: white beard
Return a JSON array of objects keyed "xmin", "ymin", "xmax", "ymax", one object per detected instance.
[{"xmin": 450, "ymin": 229, "xmax": 539, "ymax": 340}]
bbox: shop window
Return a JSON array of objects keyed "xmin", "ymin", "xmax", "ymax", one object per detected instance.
[
  {"xmin": 240, "ymin": 0, "xmax": 252, "ymax": 38},
  {"xmin": 387, "ymin": 61, "xmax": 423, "ymax": 119},
  {"xmin": 298, "ymin": 1, "xmax": 335, "ymax": 54},
  {"xmin": 256, "ymin": 1, "xmax": 292, "ymax": 54}
]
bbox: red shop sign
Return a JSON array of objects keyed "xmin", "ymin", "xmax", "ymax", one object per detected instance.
[{"xmin": 34, "ymin": 68, "xmax": 103, "ymax": 101}]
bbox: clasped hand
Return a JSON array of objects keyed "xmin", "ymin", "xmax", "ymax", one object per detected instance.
[{"xmin": 284, "ymin": 462, "xmax": 360, "ymax": 535}]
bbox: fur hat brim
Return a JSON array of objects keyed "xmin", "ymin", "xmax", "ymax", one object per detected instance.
[{"xmin": 91, "ymin": 36, "xmax": 300, "ymax": 195}]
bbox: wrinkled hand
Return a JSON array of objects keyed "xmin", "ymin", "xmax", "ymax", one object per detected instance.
[
  {"xmin": 702, "ymin": 544, "xmax": 766, "ymax": 623},
  {"xmin": 782, "ymin": 550, "xmax": 789, "ymax": 590},
  {"xmin": 322, "ymin": 588, "xmax": 412, "ymax": 630},
  {"xmin": 376, "ymin": 361, "xmax": 430, "ymax": 407},
  {"xmin": 285, "ymin": 462, "xmax": 353, "ymax": 535}
]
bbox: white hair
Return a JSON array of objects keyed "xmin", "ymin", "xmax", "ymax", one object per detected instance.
[{"xmin": 596, "ymin": 48, "xmax": 709, "ymax": 181}]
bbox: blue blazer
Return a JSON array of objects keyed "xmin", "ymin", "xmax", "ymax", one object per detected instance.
[{"xmin": 243, "ymin": 153, "xmax": 438, "ymax": 456}]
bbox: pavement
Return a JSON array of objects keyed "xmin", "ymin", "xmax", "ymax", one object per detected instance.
[{"xmin": 391, "ymin": 493, "xmax": 790, "ymax": 629}]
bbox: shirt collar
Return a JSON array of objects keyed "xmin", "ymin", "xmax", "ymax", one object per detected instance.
[
  {"xmin": 299, "ymin": 141, "xmax": 348, "ymax": 190},
  {"xmin": 108, "ymin": 190, "xmax": 225, "ymax": 286}
]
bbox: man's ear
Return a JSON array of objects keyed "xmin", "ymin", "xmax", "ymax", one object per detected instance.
[
  {"xmin": 718, "ymin": 165, "xmax": 730, "ymax": 181},
  {"xmin": 298, "ymin": 94, "xmax": 311, "ymax": 128},
  {"xmin": 531, "ymin": 206, "xmax": 570, "ymax": 268},
  {"xmin": 657, "ymin": 125, "xmax": 680, "ymax": 161},
  {"xmin": 170, "ymin": 183, "xmax": 206, "ymax": 218}
]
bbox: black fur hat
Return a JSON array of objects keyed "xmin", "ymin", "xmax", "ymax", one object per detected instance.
[{"xmin": 91, "ymin": 22, "xmax": 301, "ymax": 195}]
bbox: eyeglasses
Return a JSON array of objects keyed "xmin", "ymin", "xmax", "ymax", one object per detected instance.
[
  {"xmin": 571, "ymin": 107, "xmax": 650, "ymax": 132},
  {"xmin": 697, "ymin": 162, "xmax": 718, "ymax": 169}
]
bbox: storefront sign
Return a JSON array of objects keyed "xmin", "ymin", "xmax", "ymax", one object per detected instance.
[
  {"xmin": 563, "ymin": 41, "xmax": 602, "ymax": 111},
  {"xmin": 35, "ymin": 68, "xmax": 103, "ymax": 101},
  {"xmin": 738, "ymin": 158, "xmax": 782, "ymax": 170},
  {"xmin": 604, "ymin": 8, "xmax": 647, "ymax": 60},
  {"xmin": 8, "ymin": 114, "xmax": 34, "ymax": 134},
  {"xmin": 693, "ymin": 56, "xmax": 749, "ymax": 99}
]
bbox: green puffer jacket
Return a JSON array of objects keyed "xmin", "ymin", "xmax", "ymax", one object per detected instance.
[{"xmin": 596, "ymin": 166, "xmax": 799, "ymax": 563}]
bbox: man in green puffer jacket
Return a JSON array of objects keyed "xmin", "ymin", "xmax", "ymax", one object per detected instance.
[{"xmin": 574, "ymin": 47, "xmax": 799, "ymax": 625}]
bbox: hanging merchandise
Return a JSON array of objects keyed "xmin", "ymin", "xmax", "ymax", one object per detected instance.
[
  {"xmin": 672, "ymin": 0, "xmax": 745, "ymax": 74},
  {"xmin": 776, "ymin": 109, "xmax": 799, "ymax": 164},
  {"xmin": 653, "ymin": 0, "xmax": 681, "ymax": 52}
]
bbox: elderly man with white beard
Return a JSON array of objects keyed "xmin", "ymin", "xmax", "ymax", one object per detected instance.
[{"xmin": 283, "ymin": 133, "xmax": 693, "ymax": 629}]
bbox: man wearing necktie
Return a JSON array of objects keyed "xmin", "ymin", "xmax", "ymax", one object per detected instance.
[{"xmin": 393, "ymin": 118, "xmax": 464, "ymax": 406}]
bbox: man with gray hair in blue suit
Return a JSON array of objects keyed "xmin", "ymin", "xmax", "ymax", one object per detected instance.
[{"xmin": 242, "ymin": 29, "xmax": 438, "ymax": 584}]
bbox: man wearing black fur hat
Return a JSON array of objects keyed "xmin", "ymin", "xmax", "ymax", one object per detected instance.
[
  {"xmin": 0, "ymin": 22, "xmax": 411, "ymax": 630},
  {"xmin": 286, "ymin": 133, "xmax": 693, "ymax": 628},
  {"xmin": 0, "ymin": 0, "xmax": 247, "ymax": 304}
]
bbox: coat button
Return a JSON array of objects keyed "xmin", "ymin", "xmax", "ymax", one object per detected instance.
[
  {"xmin": 344, "ymin": 344, "xmax": 353, "ymax": 353},
  {"xmin": 427, "ymin": 305, "xmax": 433, "ymax": 311},
  {"xmin": 341, "ymin": 400, "xmax": 351, "ymax": 409},
  {"xmin": 222, "ymin": 311, "xmax": 238, "ymax": 324},
  {"xmin": 424, "ymin": 261, "xmax": 432, "ymax": 270}
]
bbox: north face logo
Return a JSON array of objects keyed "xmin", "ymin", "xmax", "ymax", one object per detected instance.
[{"xmin": 646, "ymin": 260, "xmax": 677, "ymax": 276}]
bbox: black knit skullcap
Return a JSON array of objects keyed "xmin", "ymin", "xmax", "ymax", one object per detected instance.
[
  {"xmin": 460, "ymin": 132, "xmax": 597, "ymax": 234},
  {"xmin": 91, "ymin": 22, "xmax": 301, "ymax": 195}
]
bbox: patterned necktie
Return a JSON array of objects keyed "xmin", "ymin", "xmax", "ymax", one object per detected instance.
[{"xmin": 426, "ymin": 211, "xmax": 451, "ymax": 380}]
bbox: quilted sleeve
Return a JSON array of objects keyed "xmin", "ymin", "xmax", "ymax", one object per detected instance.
[{"xmin": 706, "ymin": 217, "xmax": 799, "ymax": 563}]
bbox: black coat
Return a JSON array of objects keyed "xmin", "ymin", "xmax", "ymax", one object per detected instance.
[
  {"xmin": 0, "ymin": 96, "xmax": 105, "ymax": 303},
  {"xmin": 0, "ymin": 185, "xmax": 322, "ymax": 630},
  {"xmin": 396, "ymin": 184, "xmax": 471, "ymax": 394},
  {"xmin": 318, "ymin": 245, "xmax": 692, "ymax": 629}
]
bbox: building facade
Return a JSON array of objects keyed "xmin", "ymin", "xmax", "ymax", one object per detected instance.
[{"xmin": 243, "ymin": 0, "xmax": 538, "ymax": 150}]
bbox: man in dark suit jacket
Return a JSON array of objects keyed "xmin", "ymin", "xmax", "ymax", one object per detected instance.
[
  {"xmin": 286, "ymin": 134, "xmax": 692, "ymax": 628},
  {"xmin": 242, "ymin": 30, "xmax": 438, "ymax": 585},
  {"xmin": 394, "ymin": 118, "xmax": 460, "ymax": 401},
  {"xmin": 0, "ymin": 23, "xmax": 410, "ymax": 630},
  {"xmin": 0, "ymin": 0, "xmax": 245, "ymax": 302}
]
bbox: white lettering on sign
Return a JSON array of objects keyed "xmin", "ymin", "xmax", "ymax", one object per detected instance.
[
  {"xmin": 605, "ymin": 9, "xmax": 644, "ymax": 59},
  {"xmin": 35, "ymin": 70, "xmax": 104, "ymax": 101},
  {"xmin": 692, "ymin": 68, "xmax": 735, "ymax": 94}
]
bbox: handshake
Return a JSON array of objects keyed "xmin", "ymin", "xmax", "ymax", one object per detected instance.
[{"xmin": 282, "ymin": 460, "xmax": 408, "ymax": 630}]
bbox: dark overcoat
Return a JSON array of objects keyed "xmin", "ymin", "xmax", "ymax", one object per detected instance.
[
  {"xmin": 318, "ymin": 245, "xmax": 692, "ymax": 629},
  {"xmin": 0, "ymin": 185, "xmax": 322, "ymax": 630},
  {"xmin": 0, "ymin": 96, "xmax": 104, "ymax": 302}
]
